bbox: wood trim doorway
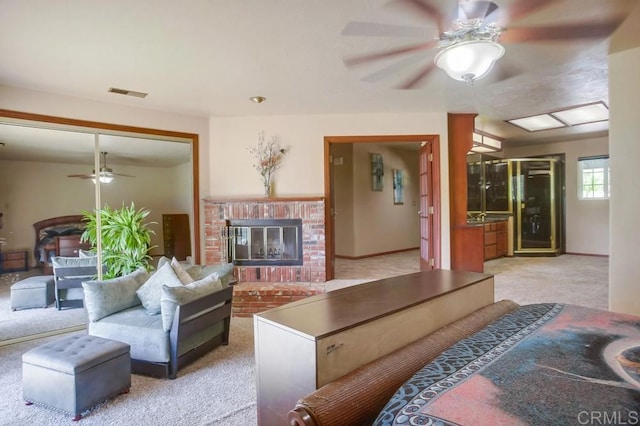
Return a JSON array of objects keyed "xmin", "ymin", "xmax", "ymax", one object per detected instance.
[{"xmin": 323, "ymin": 135, "xmax": 441, "ymax": 281}]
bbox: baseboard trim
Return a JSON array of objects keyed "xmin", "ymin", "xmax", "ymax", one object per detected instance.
[
  {"xmin": 0, "ymin": 324, "xmax": 86, "ymax": 348},
  {"xmin": 335, "ymin": 247, "xmax": 419, "ymax": 260},
  {"xmin": 564, "ymin": 252, "xmax": 609, "ymax": 258}
]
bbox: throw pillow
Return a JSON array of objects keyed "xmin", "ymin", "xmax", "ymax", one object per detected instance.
[
  {"xmin": 157, "ymin": 256, "xmax": 170, "ymax": 270},
  {"xmin": 185, "ymin": 262, "xmax": 234, "ymax": 286},
  {"xmin": 160, "ymin": 273, "xmax": 223, "ymax": 332},
  {"xmin": 136, "ymin": 261, "xmax": 185, "ymax": 315},
  {"xmin": 82, "ymin": 268, "xmax": 150, "ymax": 322},
  {"xmin": 171, "ymin": 257, "xmax": 194, "ymax": 285}
]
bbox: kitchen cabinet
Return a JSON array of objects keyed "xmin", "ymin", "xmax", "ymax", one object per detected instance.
[{"xmin": 484, "ymin": 220, "xmax": 508, "ymax": 260}]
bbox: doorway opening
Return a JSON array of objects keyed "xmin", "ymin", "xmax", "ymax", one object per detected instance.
[{"xmin": 323, "ymin": 135, "xmax": 441, "ymax": 281}]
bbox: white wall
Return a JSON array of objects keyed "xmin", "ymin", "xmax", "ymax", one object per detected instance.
[
  {"xmin": 0, "ymin": 159, "xmax": 189, "ymax": 265},
  {"xmin": 208, "ymin": 113, "xmax": 451, "ymax": 267},
  {"xmin": 609, "ymin": 46, "xmax": 640, "ymax": 315},
  {"xmin": 505, "ymin": 136, "xmax": 609, "ymax": 255}
]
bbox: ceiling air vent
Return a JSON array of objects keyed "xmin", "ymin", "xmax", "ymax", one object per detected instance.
[{"xmin": 108, "ymin": 87, "xmax": 148, "ymax": 98}]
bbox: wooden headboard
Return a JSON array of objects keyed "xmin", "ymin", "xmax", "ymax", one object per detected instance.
[{"xmin": 33, "ymin": 215, "xmax": 87, "ymax": 269}]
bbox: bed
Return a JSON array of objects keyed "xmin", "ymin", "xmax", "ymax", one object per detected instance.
[
  {"xmin": 288, "ymin": 300, "xmax": 640, "ymax": 426},
  {"xmin": 33, "ymin": 215, "xmax": 89, "ymax": 274}
]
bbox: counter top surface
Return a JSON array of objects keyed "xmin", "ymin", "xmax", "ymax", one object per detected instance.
[{"xmin": 256, "ymin": 269, "xmax": 493, "ymax": 339}]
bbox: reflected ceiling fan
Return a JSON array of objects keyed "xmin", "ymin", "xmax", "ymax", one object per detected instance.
[
  {"xmin": 67, "ymin": 152, "xmax": 135, "ymax": 184},
  {"xmin": 342, "ymin": 0, "xmax": 629, "ymax": 88}
]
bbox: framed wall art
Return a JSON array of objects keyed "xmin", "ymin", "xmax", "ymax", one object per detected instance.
[
  {"xmin": 393, "ymin": 169, "xmax": 404, "ymax": 204},
  {"xmin": 371, "ymin": 153, "xmax": 384, "ymax": 191}
]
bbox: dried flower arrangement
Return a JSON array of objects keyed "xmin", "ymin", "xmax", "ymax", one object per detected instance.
[{"xmin": 247, "ymin": 132, "xmax": 287, "ymax": 197}]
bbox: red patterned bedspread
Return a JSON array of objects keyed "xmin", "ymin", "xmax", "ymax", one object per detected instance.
[{"xmin": 374, "ymin": 304, "xmax": 640, "ymax": 425}]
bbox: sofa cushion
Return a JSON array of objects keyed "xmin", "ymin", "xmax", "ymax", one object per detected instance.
[
  {"xmin": 136, "ymin": 262, "xmax": 184, "ymax": 315},
  {"xmin": 52, "ymin": 255, "xmax": 98, "ymax": 269},
  {"xmin": 160, "ymin": 274, "xmax": 223, "ymax": 332},
  {"xmin": 88, "ymin": 306, "xmax": 169, "ymax": 363},
  {"xmin": 185, "ymin": 263, "xmax": 234, "ymax": 286},
  {"xmin": 83, "ymin": 268, "xmax": 150, "ymax": 322}
]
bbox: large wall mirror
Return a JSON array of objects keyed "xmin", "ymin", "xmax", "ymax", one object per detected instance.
[{"xmin": 0, "ymin": 109, "xmax": 199, "ymax": 343}]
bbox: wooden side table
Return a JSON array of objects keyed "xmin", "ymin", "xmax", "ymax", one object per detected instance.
[{"xmin": 0, "ymin": 249, "xmax": 29, "ymax": 273}]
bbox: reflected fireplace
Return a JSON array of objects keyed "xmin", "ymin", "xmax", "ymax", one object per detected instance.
[{"xmin": 228, "ymin": 219, "xmax": 303, "ymax": 266}]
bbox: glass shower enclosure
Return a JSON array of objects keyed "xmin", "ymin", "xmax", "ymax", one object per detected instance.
[
  {"xmin": 467, "ymin": 155, "xmax": 564, "ymax": 256},
  {"xmin": 514, "ymin": 158, "xmax": 563, "ymax": 255}
]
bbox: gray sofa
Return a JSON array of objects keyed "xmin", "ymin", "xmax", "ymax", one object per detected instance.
[
  {"xmin": 52, "ymin": 255, "xmax": 103, "ymax": 310},
  {"xmin": 82, "ymin": 259, "xmax": 234, "ymax": 379}
]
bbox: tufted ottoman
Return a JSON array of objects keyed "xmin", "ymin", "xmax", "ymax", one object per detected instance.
[
  {"xmin": 22, "ymin": 334, "xmax": 130, "ymax": 420},
  {"xmin": 10, "ymin": 275, "xmax": 55, "ymax": 311}
]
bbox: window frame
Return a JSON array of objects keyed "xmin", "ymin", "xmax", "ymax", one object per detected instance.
[{"xmin": 577, "ymin": 155, "xmax": 610, "ymax": 200}]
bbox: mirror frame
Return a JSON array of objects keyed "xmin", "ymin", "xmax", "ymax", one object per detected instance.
[{"xmin": 0, "ymin": 108, "xmax": 201, "ymax": 264}]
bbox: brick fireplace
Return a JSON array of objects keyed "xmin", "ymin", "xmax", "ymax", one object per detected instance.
[{"xmin": 203, "ymin": 197, "xmax": 328, "ymax": 316}]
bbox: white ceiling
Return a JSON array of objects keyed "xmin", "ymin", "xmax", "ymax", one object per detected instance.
[{"xmin": 1, "ymin": 0, "xmax": 640, "ymax": 162}]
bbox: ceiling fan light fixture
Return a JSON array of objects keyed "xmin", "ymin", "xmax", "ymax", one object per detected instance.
[
  {"xmin": 434, "ymin": 40, "xmax": 504, "ymax": 83},
  {"xmin": 91, "ymin": 174, "xmax": 114, "ymax": 184}
]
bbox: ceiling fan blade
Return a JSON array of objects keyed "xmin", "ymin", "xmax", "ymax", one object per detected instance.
[
  {"xmin": 109, "ymin": 173, "xmax": 135, "ymax": 178},
  {"xmin": 497, "ymin": 0, "xmax": 556, "ymax": 26},
  {"xmin": 486, "ymin": 61, "xmax": 523, "ymax": 84},
  {"xmin": 343, "ymin": 40, "xmax": 438, "ymax": 67},
  {"xmin": 67, "ymin": 174, "xmax": 94, "ymax": 179},
  {"xmin": 361, "ymin": 54, "xmax": 431, "ymax": 83},
  {"xmin": 397, "ymin": 62, "xmax": 437, "ymax": 89},
  {"xmin": 341, "ymin": 21, "xmax": 434, "ymax": 38},
  {"xmin": 500, "ymin": 18, "xmax": 626, "ymax": 44},
  {"xmin": 388, "ymin": 0, "xmax": 446, "ymax": 33}
]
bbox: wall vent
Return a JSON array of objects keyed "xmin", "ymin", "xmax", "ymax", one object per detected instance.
[{"xmin": 108, "ymin": 87, "xmax": 148, "ymax": 98}]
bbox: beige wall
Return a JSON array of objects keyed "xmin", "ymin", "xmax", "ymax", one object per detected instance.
[
  {"xmin": 609, "ymin": 45, "xmax": 640, "ymax": 315},
  {"xmin": 0, "ymin": 159, "xmax": 190, "ymax": 266},
  {"xmin": 208, "ymin": 114, "xmax": 450, "ymax": 267},
  {"xmin": 505, "ymin": 136, "xmax": 609, "ymax": 256},
  {"xmin": 354, "ymin": 144, "xmax": 420, "ymax": 256},
  {"xmin": 334, "ymin": 143, "xmax": 420, "ymax": 257}
]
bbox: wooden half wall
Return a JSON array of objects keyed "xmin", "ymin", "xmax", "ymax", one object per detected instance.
[{"xmin": 448, "ymin": 113, "xmax": 484, "ymax": 273}]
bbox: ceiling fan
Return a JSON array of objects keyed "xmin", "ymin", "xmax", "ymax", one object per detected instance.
[
  {"xmin": 67, "ymin": 152, "xmax": 135, "ymax": 184},
  {"xmin": 341, "ymin": 0, "xmax": 630, "ymax": 88}
]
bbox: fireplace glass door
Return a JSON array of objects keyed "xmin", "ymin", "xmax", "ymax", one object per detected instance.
[{"xmin": 228, "ymin": 219, "xmax": 303, "ymax": 265}]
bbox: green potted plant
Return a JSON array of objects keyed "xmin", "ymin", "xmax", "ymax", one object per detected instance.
[{"xmin": 81, "ymin": 202, "xmax": 157, "ymax": 279}]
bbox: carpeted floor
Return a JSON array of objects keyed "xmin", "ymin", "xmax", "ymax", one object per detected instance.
[
  {"xmin": 0, "ymin": 317, "xmax": 256, "ymax": 426},
  {"xmin": 486, "ymin": 254, "xmax": 608, "ymax": 310}
]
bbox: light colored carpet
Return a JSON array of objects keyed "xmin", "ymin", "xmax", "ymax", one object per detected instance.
[
  {"xmin": 0, "ymin": 317, "xmax": 256, "ymax": 426},
  {"xmin": 486, "ymin": 254, "xmax": 608, "ymax": 310}
]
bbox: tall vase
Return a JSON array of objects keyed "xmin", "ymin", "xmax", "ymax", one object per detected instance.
[{"xmin": 264, "ymin": 182, "xmax": 271, "ymax": 198}]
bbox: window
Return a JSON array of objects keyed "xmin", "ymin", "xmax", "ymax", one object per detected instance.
[{"xmin": 578, "ymin": 156, "xmax": 610, "ymax": 200}]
